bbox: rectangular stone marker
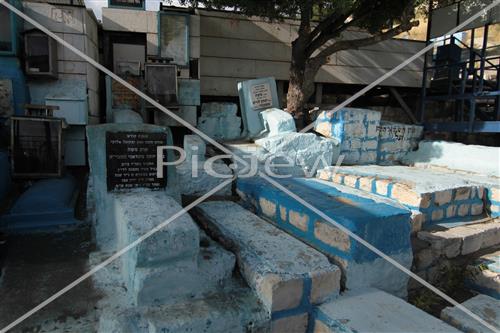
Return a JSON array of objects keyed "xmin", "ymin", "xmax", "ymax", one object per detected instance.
[
  {"xmin": 106, "ymin": 131, "xmax": 166, "ymax": 191},
  {"xmin": 238, "ymin": 77, "xmax": 280, "ymax": 139}
]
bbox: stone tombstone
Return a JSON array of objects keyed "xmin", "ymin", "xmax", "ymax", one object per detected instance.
[
  {"xmin": 238, "ymin": 77, "xmax": 280, "ymax": 139},
  {"xmin": 106, "ymin": 131, "xmax": 167, "ymax": 191},
  {"xmin": 87, "ymin": 123, "xmax": 175, "ymax": 249}
]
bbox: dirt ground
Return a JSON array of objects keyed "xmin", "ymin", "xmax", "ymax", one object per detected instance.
[{"xmin": 0, "ymin": 225, "xmax": 101, "ymax": 333}]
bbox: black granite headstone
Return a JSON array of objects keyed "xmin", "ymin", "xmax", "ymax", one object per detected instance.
[{"xmin": 106, "ymin": 131, "xmax": 167, "ymax": 191}]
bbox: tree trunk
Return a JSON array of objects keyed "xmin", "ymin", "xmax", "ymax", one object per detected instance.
[{"xmin": 286, "ymin": 58, "xmax": 321, "ymax": 124}]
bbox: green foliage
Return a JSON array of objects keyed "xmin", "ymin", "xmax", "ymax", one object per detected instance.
[{"xmin": 176, "ymin": 0, "xmax": 423, "ymax": 32}]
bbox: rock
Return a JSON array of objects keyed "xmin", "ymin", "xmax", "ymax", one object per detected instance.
[
  {"xmin": 260, "ymin": 108, "xmax": 296, "ymax": 137},
  {"xmin": 255, "ymin": 133, "xmax": 339, "ymax": 177}
]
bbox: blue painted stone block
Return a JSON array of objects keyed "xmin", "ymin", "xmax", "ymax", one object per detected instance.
[
  {"xmin": 314, "ymin": 108, "xmax": 381, "ymax": 165},
  {"xmin": 237, "ymin": 177, "xmax": 413, "ymax": 297},
  {"xmin": 178, "ymin": 79, "xmax": 200, "ymax": 106},
  {"xmin": 237, "ymin": 77, "xmax": 279, "ymax": 139}
]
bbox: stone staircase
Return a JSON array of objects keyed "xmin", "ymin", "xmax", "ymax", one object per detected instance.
[{"xmin": 96, "ymin": 191, "xmax": 268, "ymax": 332}]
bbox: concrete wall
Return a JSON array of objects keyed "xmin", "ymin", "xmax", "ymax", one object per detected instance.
[
  {"xmin": 102, "ymin": 8, "xmax": 424, "ymax": 97},
  {"xmin": 23, "ymin": 2, "xmax": 100, "ymax": 123},
  {"xmin": 102, "ymin": 8, "xmax": 200, "ymax": 62},
  {"xmin": 198, "ymin": 10, "xmax": 425, "ymax": 96}
]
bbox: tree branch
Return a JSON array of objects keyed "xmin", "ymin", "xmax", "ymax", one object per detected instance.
[{"xmin": 311, "ymin": 19, "xmax": 419, "ymax": 64}]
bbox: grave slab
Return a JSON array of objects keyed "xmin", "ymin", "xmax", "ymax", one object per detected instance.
[
  {"xmin": 236, "ymin": 177, "xmax": 412, "ymax": 297},
  {"xmin": 317, "ymin": 165, "xmax": 486, "ymax": 224},
  {"xmin": 191, "ymin": 201, "xmax": 340, "ymax": 331},
  {"xmin": 441, "ymin": 294, "xmax": 500, "ymax": 333},
  {"xmin": 98, "ymin": 288, "xmax": 270, "ymax": 333},
  {"xmin": 314, "ymin": 288, "xmax": 461, "ymax": 333}
]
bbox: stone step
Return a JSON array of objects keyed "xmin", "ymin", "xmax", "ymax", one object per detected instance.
[
  {"xmin": 465, "ymin": 249, "xmax": 500, "ymax": 299},
  {"xmin": 314, "ymin": 288, "xmax": 461, "ymax": 333},
  {"xmin": 441, "ymin": 294, "xmax": 500, "ymax": 333},
  {"xmin": 317, "ymin": 165, "xmax": 486, "ymax": 226},
  {"xmin": 113, "ymin": 191, "xmax": 201, "ymax": 281},
  {"xmin": 236, "ymin": 176, "xmax": 413, "ymax": 298},
  {"xmin": 191, "ymin": 201, "xmax": 341, "ymax": 332},
  {"xmin": 130, "ymin": 233, "xmax": 235, "ymax": 306},
  {"xmin": 98, "ymin": 287, "xmax": 270, "ymax": 333},
  {"xmin": 417, "ymin": 218, "xmax": 500, "ymax": 259}
]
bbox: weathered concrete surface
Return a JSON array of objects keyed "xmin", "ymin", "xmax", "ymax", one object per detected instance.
[
  {"xmin": 255, "ymin": 133, "xmax": 339, "ymax": 177},
  {"xmin": 112, "ymin": 108, "xmax": 143, "ymax": 123},
  {"xmin": 197, "ymin": 102, "xmax": 241, "ymax": 140},
  {"xmin": 184, "ymin": 134, "xmax": 206, "ymax": 162},
  {"xmin": 132, "ymin": 235, "xmax": 235, "ymax": 305},
  {"xmin": 466, "ymin": 250, "xmax": 500, "ymax": 299},
  {"xmin": 403, "ymin": 140, "xmax": 500, "ymax": 178},
  {"xmin": 261, "ymin": 108, "xmax": 296, "ymax": 137},
  {"xmin": 441, "ymin": 294, "xmax": 500, "ymax": 333},
  {"xmin": 314, "ymin": 288, "xmax": 461, "ymax": 333},
  {"xmin": 317, "ymin": 165, "xmax": 486, "ymax": 223},
  {"xmin": 112, "ymin": 191, "xmax": 235, "ymax": 306},
  {"xmin": 176, "ymin": 161, "xmax": 233, "ymax": 197},
  {"xmin": 192, "ymin": 201, "xmax": 340, "ymax": 330},
  {"xmin": 418, "ymin": 220, "xmax": 500, "ymax": 259},
  {"xmin": 237, "ymin": 177, "xmax": 413, "ymax": 297},
  {"xmin": 314, "ymin": 107, "xmax": 381, "ymax": 165},
  {"xmin": 99, "ymin": 288, "xmax": 270, "ymax": 333},
  {"xmin": 376, "ymin": 121, "xmax": 423, "ymax": 165}
]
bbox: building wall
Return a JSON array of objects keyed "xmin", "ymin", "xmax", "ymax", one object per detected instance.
[
  {"xmin": 102, "ymin": 7, "xmax": 426, "ymax": 98},
  {"xmin": 197, "ymin": 10, "xmax": 426, "ymax": 97},
  {"xmin": 23, "ymin": 2, "xmax": 100, "ymax": 123}
]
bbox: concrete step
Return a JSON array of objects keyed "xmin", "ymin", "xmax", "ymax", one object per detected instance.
[
  {"xmin": 441, "ymin": 294, "xmax": 500, "ymax": 333},
  {"xmin": 317, "ymin": 165, "xmax": 487, "ymax": 227},
  {"xmin": 111, "ymin": 192, "xmax": 236, "ymax": 306},
  {"xmin": 130, "ymin": 234, "xmax": 235, "ymax": 306},
  {"xmin": 236, "ymin": 176, "xmax": 413, "ymax": 298},
  {"xmin": 113, "ymin": 191, "xmax": 200, "ymax": 281},
  {"xmin": 314, "ymin": 288, "xmax": 461, "ymax": 333},
  {"xmin": 98, "ymin": 287, "xmax": 270, "ymax": 333},
  {"xmin": 191, "ymin": 201, "xmax": 341, "ymax": 332},
  {"xmin": 417, "ymin": 217, "xmax": 500, "ymax": 259},
  {"xmin": 465, "ymin": 249, "xmax": 500, "ymax": 299}
]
